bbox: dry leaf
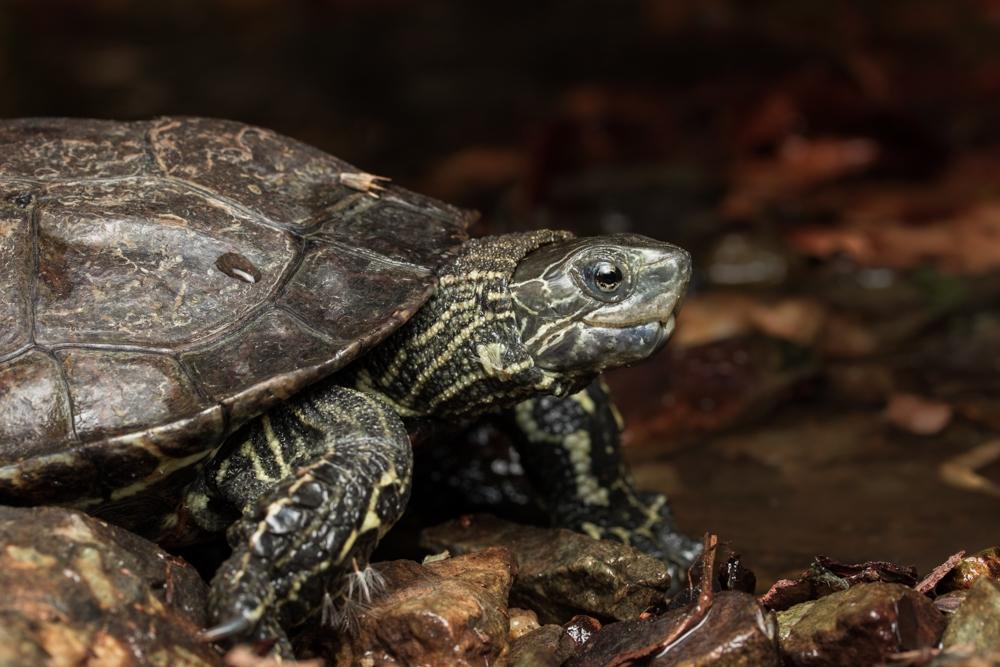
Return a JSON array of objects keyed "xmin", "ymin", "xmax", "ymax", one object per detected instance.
[{"xmin": 884, "ymin": 393, "xmax": 953, "ymax": 435}]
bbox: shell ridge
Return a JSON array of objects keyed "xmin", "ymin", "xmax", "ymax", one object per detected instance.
[
  {"xmin": 45, "ymin": 341, "xmax": 177, "ymax": 355},
  {"xmin": 0, "ymin": 344, "xmax": 34, "ymax": 366},
  {"xmin": 272, "ymin": 305, "xmax": 341, "ymax": 346},
  {"xmin": 162, "ymin": 175, "xmax": 294, "ymax": 233},
  {"xmin": 40, "ymin": 347, "xmax": 80, "ymax": 444},
  {"xmin": 27, "ymin": 199, "xmax": 40, "ymax": 347}
]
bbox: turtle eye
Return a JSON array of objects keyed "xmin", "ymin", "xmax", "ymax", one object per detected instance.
[{"xmin": 592, "ymin": 261, "xmax": 623, "ymax": 292}]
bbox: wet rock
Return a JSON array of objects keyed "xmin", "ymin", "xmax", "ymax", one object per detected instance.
[
  {"xmin": 777, "ymin": 582, "xmax": 945, "ymax": 666},
  {"xmin": 510, "ymin": 607, "xmax": 542, "ymax": 640},
  {"xmin": 509, "ymin": 625, "xmax": 581, "ymax": 667},
  {"xmin": 0, "ymin": 505, "xmax": 219, "ymax": 666},
  {"xmin": 941, "ymin": 577, "xmax": 1000, "ymax": 653},
  {"xmin": 421, "ymin": 514, "xmax": 671, "ymax": 624},
  {"xmin": 931, "ymin": 650, "xmax": 1000, "ymax": 666},
  {"xmin": 940, "ymin": 548, "xmax": 1000, "ymax": 592},
  {"xmin": 567, "ymin": 591, "xmax": 780, "ymax": 667},
  {"xmin": 325, "ymin": 547, "xmax": 515, "ymax": 667},
  {"xmin": 563, "ymin": 615, "xmax": 602, "ymax": 647},
  {"xmin": 760, "ymin": 556, "xmax": 918, "ymax": 611}
]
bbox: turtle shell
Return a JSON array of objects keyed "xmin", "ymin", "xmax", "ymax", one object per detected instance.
[{"xmin": 0, "ymin": 117, "xmax": 474, "ymax": 506}]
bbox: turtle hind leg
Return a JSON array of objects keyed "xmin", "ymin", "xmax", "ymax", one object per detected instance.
[
  {"xmin": 505, "ymin": 379, "xmax": 701, "ymax": 586},
  {"xmin": 191, "ymin": 385, "xmax": 412, "ymax": 653}
]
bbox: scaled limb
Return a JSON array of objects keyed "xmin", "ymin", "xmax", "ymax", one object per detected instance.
[
  {"xmin": 505, "ymin": 379, "xmax": 701, "ymax": 585},
  {"xmin": 182, "ymin": 384, "xmax": 412, "ymax": 652}
]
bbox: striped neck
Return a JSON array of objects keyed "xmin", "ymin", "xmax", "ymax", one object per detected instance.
[{"xmin": 352, "ymin": 230, "xmax": 586, "ymax": 418}]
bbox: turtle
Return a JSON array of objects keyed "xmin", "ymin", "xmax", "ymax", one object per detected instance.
[{"xmin": 0, "ymin": 116, "xmax": 699, "ymax": 653}]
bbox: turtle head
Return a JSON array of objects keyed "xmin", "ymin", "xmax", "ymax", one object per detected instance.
[
  {"xmin": 352, "ymin": 230, "xmax": 689, "ymax": 418},
  {"xmin": 510, "ymin": 234, "xmax": 691, "ymax": 376}
]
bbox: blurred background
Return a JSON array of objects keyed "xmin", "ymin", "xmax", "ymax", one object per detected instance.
[{"xmin": 3, "ymin": 0, "xmax": 999, "ymax": 585}]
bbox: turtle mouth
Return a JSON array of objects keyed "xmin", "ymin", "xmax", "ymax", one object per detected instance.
[
  {"xmin": 648, "ymin": 315, "xmax": 676, "ymax": 353},
  {"xmin": 581, "ymin": 313, "xmax": 675, "ymax": 338},
  {"xmin": 531, "ymin": 315, "xmax": 678, "ymax": 373}
]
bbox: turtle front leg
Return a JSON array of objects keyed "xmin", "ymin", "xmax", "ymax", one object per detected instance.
[
  {"xmin": 183, "ymin": 385, "xmax": 411, "ymax": 653},
  {"xmin": 506, "ymin": 379, "xmax": 701, "ymax": 585}
]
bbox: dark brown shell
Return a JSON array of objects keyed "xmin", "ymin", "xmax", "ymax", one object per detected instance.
[{"xmin": 0, "ymin": 117, "xmax": 473, "ymax": 504}]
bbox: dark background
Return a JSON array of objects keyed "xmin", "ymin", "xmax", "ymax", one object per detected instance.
[{"xmin": 3, "ymin": 0, "xmax": 1000, "ymax": 584}]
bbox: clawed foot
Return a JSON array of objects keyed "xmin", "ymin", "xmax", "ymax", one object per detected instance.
[
  {"xmin": 204, "ymin": 558, "xmax": 388, "ymax": 657},
  {"xmin": 568, "ymin": 491, "xmax": 703, "ymax": 591}
]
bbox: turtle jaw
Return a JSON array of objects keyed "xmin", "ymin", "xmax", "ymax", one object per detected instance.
[
  {"xmin": 531, "ymin": 314, "xmax": 678, "ymax": 376},
  {"xmin": 652, "ymin": 314, "xmax": 677, "ymax": 352}
]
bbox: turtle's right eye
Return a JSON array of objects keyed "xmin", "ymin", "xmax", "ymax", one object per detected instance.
[
  {"xmin": 581, "ymin": 258, "xmax": 630, "ymax": 302},
  {"xmin": 593, "ymin": 261, "xmax": 623, "ymax": 292}
]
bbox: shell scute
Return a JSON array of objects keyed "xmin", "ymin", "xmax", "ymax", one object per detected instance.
[
  {"xmin": 33, "ymin": 178, "xmax": 296, "ymax": 348},
  {"xmin": 181, "ymin": 308, "xmax": 346, "ymax": 425},
  {"xmin": 149, "ymin": 117, "xmax": 357, "ymax": 231},
  {"xmin": 0, "ymin": 351, "xmax": 74, "ymax": 459},
  {"xmin": 313, "ymin": 195, "xmax": 472, "ymax": 267},
  {"xmin": 56, "ymin": 349, "xmax": 210, "ymax": 442},
  {"xmin": 0, "ymin": 188, "xmax": 33, "ymax": 356},
  {"xmin": 281, "ymin": 243, "xmax": 432, "ymax": 341}
]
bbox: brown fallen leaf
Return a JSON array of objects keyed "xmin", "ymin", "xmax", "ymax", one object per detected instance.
[
  {"xmin": 884, "ymin": 393, "xmax": 954, "ymax": 435},
  {"xmin": 673, "ymin": 293, "xmax": 756, "ymax": 348},
  {"xmin": 675, "ymin": 293, "xmax": 830, "ymax": 348},
  {"xmin": 723, "ymin": 135, "xmax": 880, "ymax": 219},
  {"xmin": 915, "ymin": 551, "xmax": 967, "ymax": 595},
  {"xmin": 789, "ymin": 201, "xmax": 1000, "ymax": 275},
  {"xmin": 747, "ymin": 297, "xmax": 828, "ymax": 346},
  {"xmin": 940, "ymin": 440, "xmax": 1000, "ymax": 498},
  {"xmin": 760, "ymin": 556, "xmax": 919, "ymax": 612}
]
